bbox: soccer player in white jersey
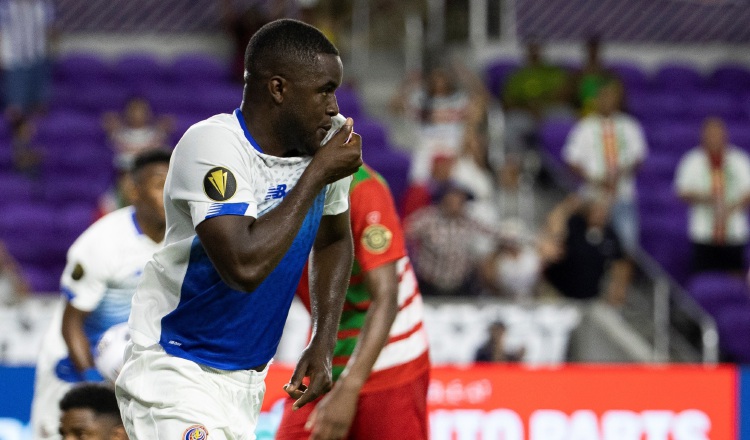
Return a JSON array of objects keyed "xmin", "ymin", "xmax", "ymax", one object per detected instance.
[
  {"xmin": 115, "ymin": 19, "xmax": 362, "ymax": 440},
  {"xmin": 30, "ymin": 149, "xmax": 169, "ymax": 440}
]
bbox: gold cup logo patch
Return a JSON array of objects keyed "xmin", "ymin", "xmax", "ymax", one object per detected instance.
[
  {"xmin": 203, "ymin": 167, "xmax": 237, "ymax": 201},
  {"xmin": 362, "ymin": 224, "xmax": 393, "ymax": 254}
]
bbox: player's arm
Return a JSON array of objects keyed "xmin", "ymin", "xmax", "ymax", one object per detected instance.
[
  {"xmin": 61, "ymin": 304, "xmax": 95, "ymax": 374},
  {"xmin": 196, "ymin": 121, "xmax": 361, "ymax": 293},
  {"xmin": 286, "ymin": 209, "xmax": 353, "ymax": 409}
]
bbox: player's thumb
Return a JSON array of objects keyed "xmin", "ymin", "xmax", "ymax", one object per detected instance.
[{"xmin": 330, "ymin": 117, "xmax": 354, "ymax": 145}]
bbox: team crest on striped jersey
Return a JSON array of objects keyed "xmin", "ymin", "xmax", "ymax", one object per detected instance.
[
  {"xmin": 203, "ymin": 166, "xmax": 237, "ymax": 201},
  {"xmin": 362, "ymin": 224, "xmax": 393, "ymax": 254},
  {"xmin": 183, "ymin": 424, "xmax": 208, "ymax": 440}
]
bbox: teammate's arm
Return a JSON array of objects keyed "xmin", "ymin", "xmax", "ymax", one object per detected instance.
[
  {"xmin": 61, "ymin": 304, "xmax": 96, "ymax": 375},
  {"xmin": 285, "ymin": 209, "xmax": 354, "ymax": 410},
  {"xmin": 308, "ymin": 262, "xmax": 399, "ymax": 440},
  {"xmin": 196, "ymin": 121, "xmax": 361, "ymax": 293}
]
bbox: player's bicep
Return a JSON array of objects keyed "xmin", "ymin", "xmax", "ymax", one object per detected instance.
[
  {"xmin": 313, "ymin": 210, "xmax": 352, "ymax": 251},
  {"xmin": 170, "ymin": 123, "xmax": 260, "ymax": 228},
  {"xmin": 61, "ymin": 244, "xmax": 108, "ymax": 312}
]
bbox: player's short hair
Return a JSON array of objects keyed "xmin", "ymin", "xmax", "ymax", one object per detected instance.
[
  {"xmin": 59, "ymin": 383, "xmax": 121, "ymax": 420},
  {"xmin": 244, "ymin": 19, "xmax": 339, "ymax": 82},
  {"xmin": 130, "ymin": 148, "xmax": 172, "ymax": 176}
]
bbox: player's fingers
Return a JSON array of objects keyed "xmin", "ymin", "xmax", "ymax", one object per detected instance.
[
  {"xmin": 286, "ymin": 360, "xmax": 309, "ymax": 394},
  {"xmin": 283, "ymin": 382, "xmax": 307, "ymax": 399},
  {"xmin": 325, "ymin": 117, "xmax": 354, "ymax": 147}
]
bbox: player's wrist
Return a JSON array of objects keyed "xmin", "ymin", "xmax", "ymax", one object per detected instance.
[{"xmin": 337, "ymin": 374, "xmax": 365, "ymax": 392}]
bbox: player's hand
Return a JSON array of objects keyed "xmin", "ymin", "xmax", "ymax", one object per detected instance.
[
  {"xmin": 305, "ymin": 383, "xmax": 359, "ymax": 440},
  {"xmin": 310, "ymin": 117, "xmax": 362, "ymax": 185},
  {"xmin": 284, "ymin": 342, "xmax": 333, "ymax": 410}
]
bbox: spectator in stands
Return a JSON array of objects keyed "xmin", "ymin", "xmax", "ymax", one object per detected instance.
[
  {"xmin": 0, "ymin": 240, "xmax": 29, "ymax": 306},
  {"xmin": 675, "ymin": 117, "xmax": 750, "ymax": 274},
  {"xmin": 544, "ymin": 195, "xmax": 633, "ymax": 306},
  {"xmin": 102, "ymin": 97, "xmax": 173, "ymax": 169},
  {"xmin": 573, "ymin": 36, "xmax": 618, "ymax": 116},
  {"xmin": 494, "ymin": 153, "xmax": 535, "ymax": 223},
  {"xmin": 562, "ymin": 80, "xmax": 647, "ymax": 254},
  {"xmin": 502, "ymin": 41, "xmax": 573, "ymax": 154},
  {"xmin": 59, "ymin": 383, "xmax": 126, "ymax": 440},
  {"xmin": 475, "ymin": 321, "xmax": 525, "ymax": 363},
  {"xmin": 391, "ymin": 60, "xmax": 490, "ymax": 184},
  {"xmin": 405, "ymin": 181, "xmax": 494, "ymax": 296},
  {"xmin": 480, "ymin": 218, "xmax": 542, "ymax": 301},
  {"xmin": 10, "ymin": 116, "xmax": 43, "ymax": 180},
  {"xmin": 0, "ymin": 0, "xmax": 56, "ymax": 121}
]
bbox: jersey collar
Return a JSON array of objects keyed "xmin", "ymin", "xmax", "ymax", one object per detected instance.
[
  {"xmin": 234, "ymin": 108, "xmax": 264, "ymax": 153},
  {"xmin": 131, "ymin": 210, "xmax": 144, "ymax": 235}
]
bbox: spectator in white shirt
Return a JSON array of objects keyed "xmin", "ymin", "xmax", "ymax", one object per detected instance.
[
  {"xmin": 562, "ymin": 80, "xmax": 648, "ymax": 254},
  {"xmin": 0, "ymin": 0, "xmax": 55, "ymax": 119},
  {"xmin": 675, "ymin": 117, "xmax": 750, "ymax": 274}
]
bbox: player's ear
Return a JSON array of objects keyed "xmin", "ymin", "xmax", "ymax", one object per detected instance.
[
  {"xmin": 268, "ymin": 76, "xmax": 286, "ymax": 104},
  {"xmin": 121, "ymin": 174, "xmax": 137, "ymax": 205},
  {"xmin": 110, "ymin": 424, "xmax": 127, "ymax": 440}
]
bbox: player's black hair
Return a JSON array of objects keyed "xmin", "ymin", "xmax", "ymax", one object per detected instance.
[
  {"xmin": 59, "ymin": 383, "xmax": 121, "ymax": 419},
  {"xmin": 244, "ymin": 18, "xmax": 339, "ymax": 82},
  {"xmin": 130, "ymin": 148, "xmax": 172, "ymax": 176}
]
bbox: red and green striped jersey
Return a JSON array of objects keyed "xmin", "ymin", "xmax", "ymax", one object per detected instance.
[{"xmin": 297, "ymin": 164, "xmax": 429, "ymax": 393}]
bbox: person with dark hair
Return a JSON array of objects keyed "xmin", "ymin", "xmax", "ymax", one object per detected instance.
[
  {"xmin": 116, "ymin": 19, "xmax": 362, "ymax": 439},
  {"xmin": 30, "ymin": 149, "xmax": 169, "ymax": 440},
  {"xmin": 59, "ymin": 383, "xmax": 126, "ymax": 440}
]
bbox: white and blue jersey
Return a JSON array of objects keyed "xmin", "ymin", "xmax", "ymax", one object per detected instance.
[
  {"xmin": 128, "ymin": 109, "xmax": 351, "ymax": 370},
  {"xmin": 37, "ymin": 206, "xmax": 162, "ymax": 382}
]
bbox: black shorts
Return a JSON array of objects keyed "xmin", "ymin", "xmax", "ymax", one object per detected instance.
[{"xmin": 692, "ymin": 242, "xmax": 746, "ymax": 273}]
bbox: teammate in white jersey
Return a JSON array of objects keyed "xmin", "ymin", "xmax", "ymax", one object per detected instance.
[
  {"xmin": 115, "ymin": 19, "xmax": 362, "ymax": 440},
  {"xmin": 30, "ymin": 149, "xmax": 169, "ymax": 440}
]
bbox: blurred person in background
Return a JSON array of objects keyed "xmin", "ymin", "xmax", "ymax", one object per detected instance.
[
  {"xmin": 30, "ymin": 150, "xmax": 169, "ymax": 440},
  {"xmin": 0, "ymin": 239, "xmax": 29, "ymax": 306},
  {"xmin": 59, "ymin": 383, "xmax": 126, "ymax": 440},
  {"xmin": 502, "ymin": 41, "xmax": 573, "ymax": 155},
  {"xmin": 675, "ymin": 117, "xmax": 750, "ymax": 274},
  {"xmin": 544, "ymin": 195, "xmax": 633, "ymax": 307},
  {"xmin": 405, "ymin": 181, "xmax": 495, "ymax": 296},
  {"xmin": 562, "ymin": 80, "xmax": 647, "ymax": 254},
  {"xmin": 10, "ymin": 116, "xmax": 44, "ymax": 180},
  {"xmin": 475, "ymin": 321, "xmax": 525, "ymax": 363},
  {"xmin": 573, "ymin": 36, "xmax": 618, "ymax": 116},
  {"xmin": 276, "ymin": 163, "xmax": 429, "ymax": 440},
  {"xmin": 101, "ymin": 96, "xmax": 174, "ymax": 170},
  {"xmin": 391, "ymin": 60, "xmax": 490, "ymax": 185},
  {"xmin": 479, "ymin": 218, "xmax": 543, "ymax": 301},
  {"xmin": 0, "ymin": 0, "xmax": 56, "ymax": 121}
]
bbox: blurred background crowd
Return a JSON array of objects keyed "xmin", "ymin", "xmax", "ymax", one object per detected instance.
[{"xmin": 1, "ymin": 0, "xmax": 750, "ymax": 370}]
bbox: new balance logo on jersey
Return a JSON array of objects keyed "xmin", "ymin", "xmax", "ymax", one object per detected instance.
[{"xmin": 265, "ymin": 184, "xmax": 287, "ymax": 200}]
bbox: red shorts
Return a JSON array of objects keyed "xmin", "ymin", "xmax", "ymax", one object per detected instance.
[{"xmin": 275, "ymin": 369, "xmax": 429, "ymax": 440}]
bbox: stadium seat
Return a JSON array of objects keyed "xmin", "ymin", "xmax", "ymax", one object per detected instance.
[
  {"xmin": 686, "ymin": 91, "xmax": 744, "ymax": 122},
  {"xmin": 625, "ymin": 91, "xmax": 687, "ymax": 122},
  {"xmin": 112, "ymin": 53, "xmax": 168, "ymax": 85},
  {"xmin": 606, "ymin": 61, "xmax": 651, "ymax": 91},
  {"xmin": 484, "ymin": 58, "xmax": 521, "ymax": 99},
  {"xmin": 716, "ymin": 305, "xmax": 750, "ymax": 363},
  {"xmin": 687, "ymin": 272, "xmax": 750, "ymax": 317},
  {"xmin": 54, "ymin": 53, "xmax": 111, "ymax": 84},
  {"xmin": 653, "ymin": 63, "xmax": 706, "ymax": 91},
  {"xmin": 709, "ymin": 64, "xmax": 750, "ymax": 93},
  {"xmin": 336, "ymin": 86, "xmax": 364, "ymax": 119},
  {"xmin": 539, "ymin": 116, "xmax": 576, "ymax": 165},
  {"xmin": 169, "ymin": 53, "xmax": 230, "ymax": 84}
]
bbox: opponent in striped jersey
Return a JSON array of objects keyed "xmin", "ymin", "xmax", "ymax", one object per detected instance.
[{"xmin": 277, "ymin": 164, "xmax": 430, "ymax": 440}]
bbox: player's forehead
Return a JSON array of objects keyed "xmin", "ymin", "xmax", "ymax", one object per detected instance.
[
  {"xmin": 293, "ymin": 53, "xmax": 342, "ymax": 88},
  {"xmin": 60, "ymin": 408, "xmax": 99, "ymax": 432}
]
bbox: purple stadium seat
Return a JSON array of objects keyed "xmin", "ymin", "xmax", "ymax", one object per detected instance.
[
  {"xmin": 0, "ymin": 173, "xmax": 39, "ymax": 205},
  {"xmin": 112, "ymin": 53, "xmax": 167, "ymax": 84},
  {"xmin": 70, "ymin": 82, "xmax": 131, "ymax": 113},
  {"xmin": 637, "ymin": 154, "xmax": 677, "ymax": 183},
  {"xmin": 686, "ymin": 91, "xmax": 744, "ymax": 122},
  {"xmin": 23, "ymin": 264, "xmax": 64, "ymax": 293},
  {"xmin": 35, "ymin": 112, "xmax": 105, "ymax": 144},
  {"xmin": 653, "ymin": 63, "xmax": 706, "ymax": 91},
  {"xmin": 196, "ymin": 85, "xmax": 243, "ymax": 115},
  {"xmin": 687, "ymin": 272, "xmax": 750, "ymax": 317},
  {"xmin": 485, "ymin": 58, "xmax": 521, "ymax": 98},
  {"xmin": 649, "ymin": 122, "xmax": 700, "ymax": 157},
  {"xmin": 606, "ymin": 61, "xmax": 651, "ymax": 91},
  {"xmin": 169, "ymin": 53, "xmax": 230, "ymax": 84},
  {"xmin": 54, "ymin": 53, "xmax": 110, "ymax": 84},
  {"xmin": 57, "ymin": 203, "xmax": 97, "ymax": 240},
  {"xmin": 726, "ymin": 122, "xmax": 750, "ymax": 152},
  {"xmin": 139, "ymin": 84, "xmax": 201, "ymax": 115},
  {"xmin": 42, "ymin": 174, "xmax": 109, "ymax": 206},
  {"xmin": 716, "ymin": 305, "xmax": 750, "ymax": 363},
  {"xmin": 626, "ymin": 91, "xmax": 686, "ymax": 122},
  {"xmin": 336, "ymin": 87, "xmax": 364, "ymax": 119},
  {"xmin": 539, "ymin": 117, "xmax": 576, "ymax": 165},
  {"xmin": 354, "ymin": 118, "xmax": 390, "ymax": 149},
  {"xmin": 363, "ymin": 150, "xmax": 411, "ymax": 206},
  {"xmin": 640, "ymin": 216, "xmax": 692, "ymax": 285},
  {"xmin": 709, "ymin": 64, "xmax": 750, "ymax": 93}
]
